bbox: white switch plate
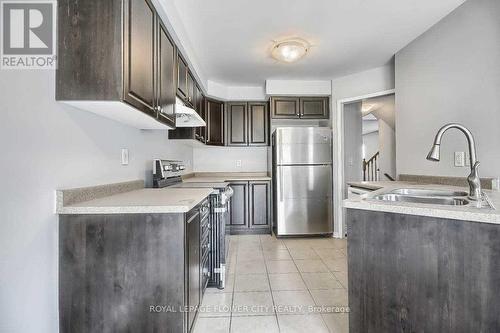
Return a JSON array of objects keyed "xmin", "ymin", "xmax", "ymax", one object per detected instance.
[
  {"xmin": 454, "ymin": 151, "xmax": 465, "ymax": 167},
  {"xmin": 121, "ymin": 148, "xmax": 129, "ymax": 165},
  {"xmin": 236, "ymin": 160, "xmax": 242, "ymax": 167}
]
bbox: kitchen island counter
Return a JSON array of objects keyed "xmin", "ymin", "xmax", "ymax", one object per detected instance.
[
  {"xmin": 56, "ymin": 180, "xmax": 213, "ymax": 214},
  {"xmin": 344, "ymin": 183, "xmax": 500, "ymax": 224}
]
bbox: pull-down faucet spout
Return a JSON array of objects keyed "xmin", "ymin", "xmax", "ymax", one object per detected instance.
[{"xmin": 426, "ymin": 123, "xmax": 482, "ymax": 201}]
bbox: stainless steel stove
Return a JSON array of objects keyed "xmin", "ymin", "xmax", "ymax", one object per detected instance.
[{"xmin": 152, "ymin": 159, "xmax": 232, "ymax": 289}]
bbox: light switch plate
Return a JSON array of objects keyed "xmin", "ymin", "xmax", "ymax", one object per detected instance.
[
  {"xmin": 454, "ymin": 151, "xmax": 465, "ymax": 167},
  {"xmin": 236, "ymin": 160, "xmax": 242, "ymax": 167},
  {"xmin": 121, "ymin": 148, "xmax": 129, "ymax": 165}
]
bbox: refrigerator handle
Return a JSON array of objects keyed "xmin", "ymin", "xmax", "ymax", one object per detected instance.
[{"xmin": 279, "ymin": 167, "xmax": 284, "ymax": 202}]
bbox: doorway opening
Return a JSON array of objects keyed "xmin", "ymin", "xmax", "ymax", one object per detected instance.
[{"xmin": 333, "ymin": 90, "xmax": 396, "ymax": 238}]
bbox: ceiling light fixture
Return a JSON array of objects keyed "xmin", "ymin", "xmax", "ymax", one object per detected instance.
[{"xmin": 271, "ymin": 38, "xmax": 310, "ymax": 63}]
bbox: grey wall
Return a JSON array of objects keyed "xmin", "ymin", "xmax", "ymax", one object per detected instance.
[
  {"xmin": 0, "ymin": 71, "xmax": 193, "ymax": 333},
  {"xmin": 343, "ymin": 101, "xmax": 363, "ymax": 194},
  {"xmin": 378, "ymin": 119, "xmax": 397, "ymax": 179},
  {"xmin": 363, "ymin": 131, "xmax": 379, "ymax": 160},
  {"xmin": 193, "ymin": 146, "xmax": 268, "ymax": 172},
  {"xmin": 395, "ymin": 0, "xmax": 500, "ymax": 178}
]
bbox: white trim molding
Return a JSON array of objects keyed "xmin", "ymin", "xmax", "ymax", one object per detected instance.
[{"xmin": 332, "ymin": 89, "xmax": 395, "ymax": 238}]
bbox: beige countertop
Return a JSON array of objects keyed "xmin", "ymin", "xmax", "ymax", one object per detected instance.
[
  {"xmin": 348, "ymin": 181, "xmax": 416, "ymax": 191},
  {"xmin": 57, "ymin": 188, "xmax": 213, "ymax": 214},
  {"xmin": 344, "ymin": 182, "xmax": 500, "ymax": 224},
  {"xmin": 183, "ymin": 172, "xmax": 271, "ymax": 182}
]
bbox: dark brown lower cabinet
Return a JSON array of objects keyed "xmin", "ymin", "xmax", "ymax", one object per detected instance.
[
  {"xmin": 187, "ymin": 208, "xmax": 201, "ymax": 332},
  {"xmin": 59, "ymin": 199, "xmax": 209, "ymax": 333},
  {"xmin": 227, "ymin": 181, "xmax": 271, "ymax": 234},
  {"xmin": 347, "ymin": 208, "xmax": 500, "ymax": 333},
  {"xmin": 227, "ymin": 181, "xmax": 248, "ymax": 228}
]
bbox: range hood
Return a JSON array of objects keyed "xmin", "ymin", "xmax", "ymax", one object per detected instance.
[{"xmin": 175, "ymin": 97, "xmax": 206, "ymax": 127}]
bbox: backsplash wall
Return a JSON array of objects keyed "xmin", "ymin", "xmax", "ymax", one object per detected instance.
[{"xmin": 193, "ymin": 146, "xmax": 268, "ymax": 172}]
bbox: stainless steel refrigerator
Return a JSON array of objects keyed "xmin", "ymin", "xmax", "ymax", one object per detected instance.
[{"xmin": 272, "ymin": 127, "xmax": 333, "ymax": 236}]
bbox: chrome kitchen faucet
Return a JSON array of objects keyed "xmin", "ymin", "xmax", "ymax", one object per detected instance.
[{"xmin": 426, "ymin": 123, "xmax": 482, "ymax": 201}]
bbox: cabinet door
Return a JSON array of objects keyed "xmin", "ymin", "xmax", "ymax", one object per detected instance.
[
  {"xmin": 187, "ymin": 72, "xmax": 195, "ymax": 105},
  {"xmin": 156, "ymin": 20, "xmax": 176, "ymax": 128},
  {"xmin": 195, "ymin": 86, "xmax": 205, "ymax": 142},
  {"xmin": 248, "ymin": 102, "xmax": 269, "ymax": 146},
  {"xmin": 229, "ymin": 182, "xmax": 248, "ymax": 228},
  {"xmin": 271, "ymin": 97, "xmax": 300, "ymax": 119},
  {"xmin": 227, "ymin": 102, "xmax": 248, "ymax": 146},
  {"xmin": 249, "ymin": 181, "xmax": 271, "ymax": 229},
  {"xmin": 197, "ymin": 92, "xmax": 207, "ymax": 143},
  {"xmin": 206, "ymin": 99, "xmax": 224, "ymax": 146},
  {"xmin": 177, "ymin": 54, "xmax": 188, "ymax": 99},
  {"xmin": 187, "ymin": 210, "xmax": 201, "ymax": 331},
  {"xmin": 300, "ymin": 97, "xmax": 329, "ymax": 119},
  {"xmin": 123, "ymin": 0, "xmax": 156, "ymax": 116}
]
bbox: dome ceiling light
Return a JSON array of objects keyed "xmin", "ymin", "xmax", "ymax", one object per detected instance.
[{"xmin": 271, "ymin": 38, "xmax": 310, "ymax": 63}]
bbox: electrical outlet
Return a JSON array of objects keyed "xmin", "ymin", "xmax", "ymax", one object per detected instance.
[
  {"xmin": 454, "ymin": 151, "xmax": 465, "ymax": 167},
  {"xmin": 236, "ymin": 160, "xmax": 242, "ymax": 167},
  {"xmin": 121, "ymin": 148, "xmax": 129, "ymax": 165}
]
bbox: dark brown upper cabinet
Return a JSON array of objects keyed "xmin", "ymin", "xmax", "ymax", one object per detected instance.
[
  {"xmin": 271, "ymin": 97, "xmax": 300, "ymax": 118},
  {"xmin": 186, "ymin": 72, "xmax": 195, "ymax": 106},
  {"xmin": 227, "ymin": 102, "xmax": 248, "ymax": 146},
  {"xmin": 271, "ymin": 96, "xmax": 329, "ymax": 120},
  {"xmin": 227, "ymin": 102, "xmax": 269, "ymax": 147},
  {"xmin": 248, "ymin": 102, "xmax": 269, "ymax": 146},
  {"xmin": 300, "ymin": 97, "xmax": 329, "ymax": 119},
  {"xmin": 56, "ymin": 0, "xmax": 176, "ymax": 129},
  {"xmin": 156, "ymin": 19, "xmax": 176, "ymax": 128},
  {"xmin": 177, "ymin": 53, "xmax": 188, "ymax": 100},
  {"xmin": 206, "ymin": 99, "xmax": 225, "ymax": 146},
  {"xmin": 195, "ymin": 85, "xmax": 206, "ymax": 143},
  {"xmin": 124, "ymin": 0, "xmax": 156, "ymax": 115}
]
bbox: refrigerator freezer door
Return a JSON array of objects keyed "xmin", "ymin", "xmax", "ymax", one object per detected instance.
[
  {"xmin": 275, "ymin": 127, "xmax": 332, "ymax": 165},
  {"xmin": 276, "ymin": 164, "xmax": 333, "ymax": 235}
]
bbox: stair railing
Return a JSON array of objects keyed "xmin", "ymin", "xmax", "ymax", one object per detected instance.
[{"xmin": 362, "ymin": 151, "xmax": 380, "ymax": 181}]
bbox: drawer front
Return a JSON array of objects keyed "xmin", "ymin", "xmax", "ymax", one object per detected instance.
[
  {"xmin": 201, "ymin": 212, "xmax": 211, "ymax": 259},
  {"xmin": 201, "ymin": 235, "xmax": 210, "ymax": 259},
  {"xmin": 201, "ymin": 254, "xmax": 210, "ymax": 293}
]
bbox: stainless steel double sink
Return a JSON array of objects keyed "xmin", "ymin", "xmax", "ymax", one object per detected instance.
[{"xmin": 369, "ymin": 188, "xmax": 492, "ymax": 208}]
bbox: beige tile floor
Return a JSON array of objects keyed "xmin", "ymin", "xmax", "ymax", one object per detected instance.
[{"xmin": 193, "ymin": 234, "xmax": 349, "ymax": 333}]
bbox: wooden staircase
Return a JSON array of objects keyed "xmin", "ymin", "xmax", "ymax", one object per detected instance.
[{"xmin": 363, "ymin": 151, "xmax": 379, "ymax": 181}]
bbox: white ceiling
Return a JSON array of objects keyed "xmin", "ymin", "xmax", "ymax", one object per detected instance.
[{"xmin": 166, "ymin": 0, "xmax": 465, "ymax": 86}]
